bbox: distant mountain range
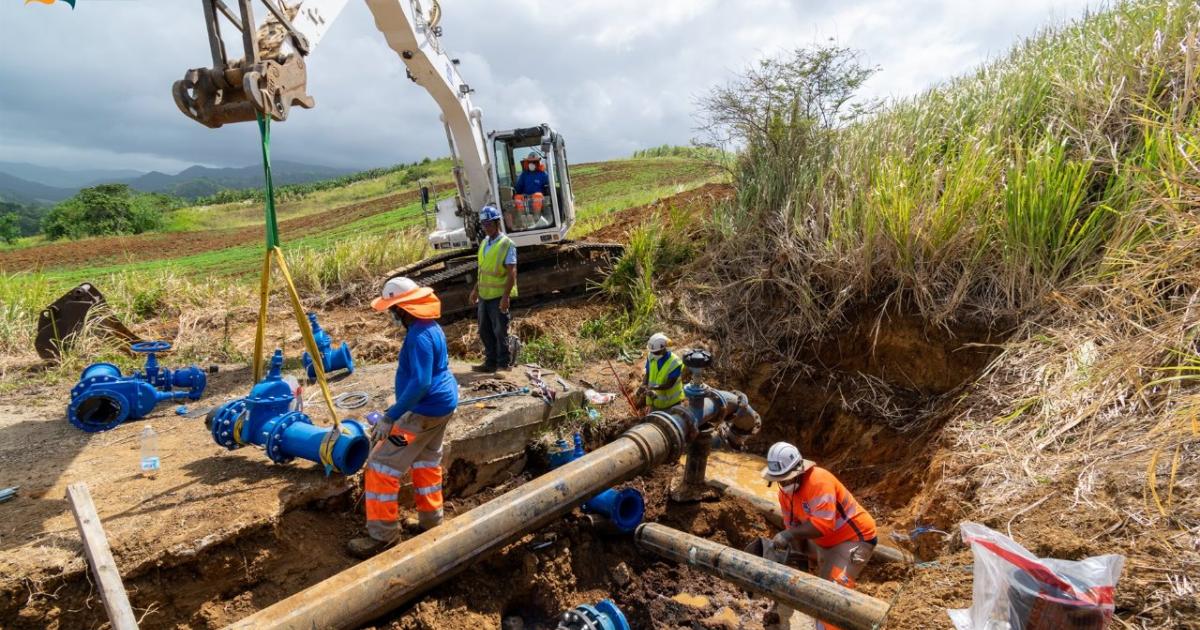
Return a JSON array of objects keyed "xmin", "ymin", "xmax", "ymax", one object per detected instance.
[{"xmin": 0, "ymin": 160, "xmax": 355, "ymax": 204}]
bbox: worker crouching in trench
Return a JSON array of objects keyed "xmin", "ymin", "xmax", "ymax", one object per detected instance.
[
  {"xmin": 348, "ymin": 277, "xmax": 460, "ymax": 559},
  {"xmin": 754, "ymin": 442, "xmax": 878, "ymax": 630}
]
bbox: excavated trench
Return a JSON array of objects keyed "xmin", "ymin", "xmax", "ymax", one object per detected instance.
[{"xmin": 6, "ymin": 311, "xmax": 999, "ymax": 630}]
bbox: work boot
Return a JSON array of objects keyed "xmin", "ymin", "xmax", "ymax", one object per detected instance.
[
  {"xmin": 346, "ymin": 535, "xmax": 396, "ymax": 559},
  {"xmin": 471, "ymin": 363, "xmax": 496, "ymax": 373},
  {"xmin": 401, "ymin": 516, "xmax": 421, "ymax": 534}
]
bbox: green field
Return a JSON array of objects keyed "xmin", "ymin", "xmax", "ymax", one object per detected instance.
[{"xmin": 0, "ymin": 156, "xmax": 720, "ymax": 358}]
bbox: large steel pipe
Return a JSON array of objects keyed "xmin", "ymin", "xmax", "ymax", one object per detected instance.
[
  {"xmin": 224, "ymin": 412, "xmax": 691, "ymax": 629},
  {"xmin": 635, "ymin": 523, "xmax": 891, "ymax": 630},
  {"xmin": 706, "ymin": 478, "xmax": 914, "ymax": 566}
]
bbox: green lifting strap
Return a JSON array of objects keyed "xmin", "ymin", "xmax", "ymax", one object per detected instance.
[{"xmin": 256, "ymin": 113, "xmax": 281, "ymax": 249}]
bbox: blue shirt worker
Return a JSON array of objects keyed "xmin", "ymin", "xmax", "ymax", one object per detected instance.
[
  {"xmin": 349, "ymin": 276, "xmax": 459, "ymax": 559},
  {"xmin": 643, "ymin": 333, "xmax": 685, "ymax": 411},
  {"xmin": 469, "ymin": 205, "xmax": 517, "ymax": 373},
  {"xmin": 514, "ymin": 151, "xmax": 549, "ymax": 196}
]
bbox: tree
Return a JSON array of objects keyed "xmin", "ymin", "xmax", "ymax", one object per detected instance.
[
  {"xmin": 0, "ymin": 213, "xmax": 18, "ymax": 244},
  {"xmin": 695, "ymin": 44, "xmax": 879, "ymax": 153},
  {"xmin": 42, "ymin": 184, "xmax": 168, "ymax": 240}
]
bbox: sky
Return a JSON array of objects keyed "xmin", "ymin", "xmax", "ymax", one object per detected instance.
[{"xmin": 0, "ymin": 0, "xmax": 1099, "ymax": 174}]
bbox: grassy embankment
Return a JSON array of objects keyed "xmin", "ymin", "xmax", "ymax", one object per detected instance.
[{"xmin": 637, "ymin": 1, "xmax": 1195, "ymax": 625}]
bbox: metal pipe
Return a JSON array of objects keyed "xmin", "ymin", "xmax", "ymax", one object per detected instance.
[
  {"xmin": 224, "ymin": 411, "xmax": 692, "ymax": 629},
  {"xmin": 682, "ymin": 425, "xmax": 713, "ymax": 486},
  {"xmin": 635, "ymin": 523, "xmax": 891, "ymax": 630},
  {"xmin": 706, "ymin": 478, "xmax": 914, "ymax": 566}
]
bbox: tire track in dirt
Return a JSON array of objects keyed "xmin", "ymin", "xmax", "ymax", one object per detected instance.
[{"xmin": 0, "ymin": 187, "xmax": 440, "ymax": 273}]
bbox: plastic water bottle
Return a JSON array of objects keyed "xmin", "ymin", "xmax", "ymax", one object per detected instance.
[{"xmin": 139, "ymin": 424, "xmax": 160, "ymax": 477}]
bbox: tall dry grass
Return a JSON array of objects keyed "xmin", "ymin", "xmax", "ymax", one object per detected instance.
[{"xmin": 681, "ymin": 2, "xmax": 1199, "ymax": 624}]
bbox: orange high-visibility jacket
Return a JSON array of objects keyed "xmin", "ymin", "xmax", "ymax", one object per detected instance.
[{"xmin": 778, "ymin": 466, "xmax": 876, "ymax": 548}]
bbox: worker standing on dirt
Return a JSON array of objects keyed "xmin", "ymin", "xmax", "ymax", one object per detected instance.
[
  {"xmin": 350, "ymin": 277, "xmax": 459, "ymax": 558},
  {"xmin": 469, "ymin": 205, "xmax": 517, "ymax": 373},
  {"xmin": 761, "ymin": 442, "xmax": 876, "ymax": 630},
  {"xmin": 642, "ymin": 333, "xmax": 685, "ymax": 411}
]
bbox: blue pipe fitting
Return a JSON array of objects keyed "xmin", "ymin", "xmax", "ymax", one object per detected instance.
[
  {"xmin": 581, "ymin": 488, "xmax": 645, "ymax": 533},
  {"xmin": 207, "ymin": 349, "xmax": 370, "ymax": 475},
  {"xmin": 301, "ymin": 312, "xmax": 354, "ymax": 379},
  {"xmin": 67, "ymin": 341, "xmax": 210, "ymax": 433},
  {"xmin": 549, "ymin": 432, "xmax": 645, "ymax": 533},
  {"xmin": 558, "ymin": 600, "xmax": 630, "ymax": 630}
]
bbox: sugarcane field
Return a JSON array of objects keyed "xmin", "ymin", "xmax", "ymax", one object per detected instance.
[{"xmin": 0, "ymin": 1, "xmax": 1197, "ymax": 629}]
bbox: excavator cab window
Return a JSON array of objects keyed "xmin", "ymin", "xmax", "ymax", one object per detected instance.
[{"xmin": 494, "ymin": 137, "xmax": 559, "ymax": 234}]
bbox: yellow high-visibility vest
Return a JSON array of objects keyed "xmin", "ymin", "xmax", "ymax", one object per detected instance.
[
  {"xmin": 646, "ymin": 352, "xmax": 684, "ymax": 410},
  {"xmin": 477, "ymin": 235, "xmax": 518, "ymax": 300}
]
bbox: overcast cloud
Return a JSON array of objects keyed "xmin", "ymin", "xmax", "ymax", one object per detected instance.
[{"xmin": 0, "ymin": 0, "xmax": 1098, "ymax": 173}]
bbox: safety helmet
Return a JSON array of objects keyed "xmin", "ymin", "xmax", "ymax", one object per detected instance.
[
  {"xmin": 371, "ymin": 276, "xmax": 441, "ymax": 319},
  {"xmin": 647, "ymin": 333, "xmax": 670, "ymax": 353},
  {"xmin": 760, "ymin": 442, "xmax": 812, "ymax": 482},
  {"xmin": 525, "ymin": 150, "xmax": 543, "ymax": 161},
  {"xmin": 479, "ymin": 205, "xmax": 502, "ymax": 223}
]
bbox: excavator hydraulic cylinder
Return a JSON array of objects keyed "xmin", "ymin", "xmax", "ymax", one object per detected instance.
[{"xmin": 635, "ymin": 523, "xmax": 891, "ymax": 630}]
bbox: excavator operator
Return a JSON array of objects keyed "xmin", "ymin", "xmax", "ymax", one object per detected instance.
[{"xmin": 512, "ymin": 150, "xmax": 549, "ymax": 229}]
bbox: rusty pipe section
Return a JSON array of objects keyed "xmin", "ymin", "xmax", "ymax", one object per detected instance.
[
  {"xmin": 224, "ymin": 413, "xmax": 691, "ymax": 630},
  {"xmin": 635, "ymin": 523, "xmax": 891, "ymax": 630},
  {"xmin": 706, "ymin": 478, "xmax": 914, "ymax": 566}
]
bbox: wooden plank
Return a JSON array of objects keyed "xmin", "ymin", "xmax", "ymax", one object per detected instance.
[{"xmin": 65, "ymin": 482, "xmax": 139, "ymax": 630}]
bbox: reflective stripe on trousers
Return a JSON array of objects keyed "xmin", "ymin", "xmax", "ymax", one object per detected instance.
[
  {"xmin": 364, "ymin": 410, "xmax": 452, "ymax": 542},
  {"xmin": 777, "ymin": 539, "xmax": 876, "ymax": 630}
]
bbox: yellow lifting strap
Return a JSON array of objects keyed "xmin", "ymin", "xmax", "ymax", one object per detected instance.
[{"xmin": 249, "ymin": 114, "xmax": 347, "ymax": 474}]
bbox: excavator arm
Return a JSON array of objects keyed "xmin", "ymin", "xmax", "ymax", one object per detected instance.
[{"xmin": 175, "ymin": 0, "xmax": 493, "ymax": 215}]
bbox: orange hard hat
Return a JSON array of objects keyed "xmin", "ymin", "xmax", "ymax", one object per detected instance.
[{"xmin": 371, "ymin": 277, "xmax": 441, "ymax": 319}]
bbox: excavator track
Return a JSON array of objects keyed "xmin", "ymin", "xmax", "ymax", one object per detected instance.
[{"xmin": 386, "ymin": 241, "xmax": 624, "ymax": 322}]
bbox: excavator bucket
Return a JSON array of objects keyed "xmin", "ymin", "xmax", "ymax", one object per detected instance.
[{"xmin": 35, "ymin": 283, "xmax": 142, "ymax": 361}]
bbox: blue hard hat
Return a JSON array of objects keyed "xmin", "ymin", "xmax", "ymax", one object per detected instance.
[{"xmin": 479, "ymin": 205, "xmax": 502, "ymax": 222}]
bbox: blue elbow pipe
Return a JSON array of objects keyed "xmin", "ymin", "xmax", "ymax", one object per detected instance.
[
  {"xmin": 301, "ymin": 312, "xmax": 354, "ymax": 378},
  {"xmin": 208, "ymin": 349, "xmax": 370, "ymax": 475},
  {"xmin": 582, "ymin": 488, "xmax": 645, "ymax": 533},
  {"xmin": 549, "ymin": 432, "xmax": 645, "ymax": 532}
]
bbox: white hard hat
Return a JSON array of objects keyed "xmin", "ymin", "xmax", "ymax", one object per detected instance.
[
  {"xmin": 761, "ymin": 442, "xmax": 812, "ymax": 482},
  {"xmin": 381, "ymin": 277, "xmax": 419, "ymax": 300},
  {"xmin": 647, "ymin": 333, "xmax": 670, "ymax": 353}
]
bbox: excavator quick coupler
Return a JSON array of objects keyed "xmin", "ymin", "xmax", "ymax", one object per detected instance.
[{"xmin": 174, "ymin": 0, "xmax": 315, "ymax": 128}]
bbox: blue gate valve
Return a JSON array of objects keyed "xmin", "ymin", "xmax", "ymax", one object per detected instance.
[
  {"xmin": 549, "ymin": 433, "xmax": 645, "ymax": 532},
  {"xmin": 301, "ymin": 312, "xmax": 354, "ymax": 379},
  {"xmin": 206, "ymin": 349, "xmax": 370, "ymax": 475},
  {"xmin": 67, "ymin": 341, "xmax": 211, "ymax": 433}
]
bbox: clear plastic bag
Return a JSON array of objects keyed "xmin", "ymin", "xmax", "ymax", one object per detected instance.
[{"xmin": 949, "ymin": 521, "xmax": 1124, "ymax": 630}]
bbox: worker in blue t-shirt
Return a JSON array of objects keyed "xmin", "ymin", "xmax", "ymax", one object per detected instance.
[
  {"xmin": 514, "ymin": 150, "xmax": 549, "ymax": 196},
  {"xmin": 349, "ymin": 276, "xmax": 459, "ymax": 558}
]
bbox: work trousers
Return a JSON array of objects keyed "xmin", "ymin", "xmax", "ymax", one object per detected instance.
[
  {"xmin": 778, "ymin": 539, "xmax": 876, "ymax": 630},
  {"xmin": 363, "ymin": 410, "xmax": 453, "ymax": 542},
  {"xmin": 477, "ymin": 297, "xmax": 511, "ymax": 368}
]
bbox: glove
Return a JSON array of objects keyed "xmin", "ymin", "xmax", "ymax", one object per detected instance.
[{"xmin": 370, "ymin": 414, "xmax": 394, "ymax": 443}]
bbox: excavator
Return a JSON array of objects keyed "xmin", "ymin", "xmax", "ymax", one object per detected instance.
[{"xmin": 173, "ymin": 0, "xmax": 622, "ymax": 320}]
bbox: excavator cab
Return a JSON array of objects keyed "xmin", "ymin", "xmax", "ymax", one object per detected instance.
[{"xmin": 490, "ymin": 125, "xmax": 575, "ymax": 247}]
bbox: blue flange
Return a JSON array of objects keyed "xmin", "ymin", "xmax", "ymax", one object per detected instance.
[{"xmin": 301, "ymin": 312, "xmax": 355, "ymax": 379}]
